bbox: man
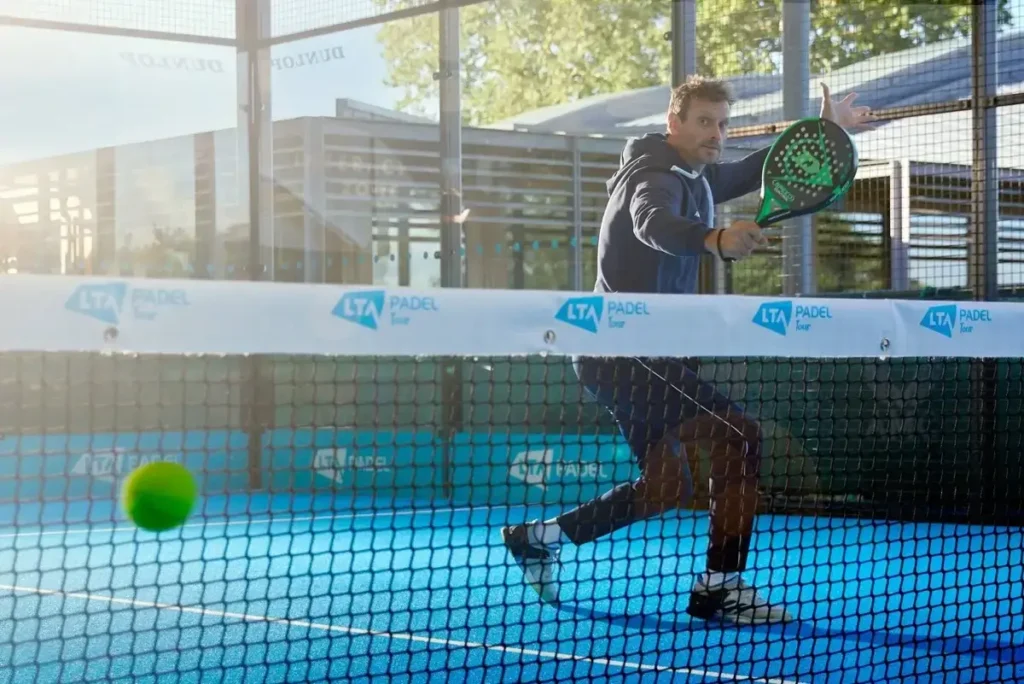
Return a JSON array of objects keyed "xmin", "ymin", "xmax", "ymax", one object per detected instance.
[{"xmin": 502, "ymin": 77, "xmax": 874, "ymax": 625}]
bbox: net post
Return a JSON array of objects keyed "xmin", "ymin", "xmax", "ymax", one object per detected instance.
[
  {"xmin": 438, "ymin": 2, "xmax": 464, "ymax": 501},
  {"xmin": 238, "ymin": 0, "xmax": 273, "ymax": 491},
  {"xmin": 970, "ymin": 0, "xmax": 999, "ymax": 521}
]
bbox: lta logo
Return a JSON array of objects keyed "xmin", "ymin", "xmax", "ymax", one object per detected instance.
[
  {"xmin": 555, "ymin": 296, "xmax": 603, "ymax": 333},
  {"xmin": 752, "ymin": 301, "xmax": 792, "ymax": 336},
  {"xmin": 554, "ymin": 295, "xmax": 649, "ymax": 333},
  {"xmin": 332, "ymin": 290, "xmax": 386, "ymax": 330},
  {"xmin": 920, "ymin": 304, "xmax": 991, "ymax": 338},
  {"xmin": 753, "ymin": 300, "xmax": 832, "ymax": 336}
]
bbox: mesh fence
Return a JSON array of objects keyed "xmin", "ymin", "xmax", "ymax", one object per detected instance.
[
  {"xmin": 716, "ymin": 0, "xmax": 1020, "ymax": 299},
  {"xmin": 999, "ymin": 0, "xmax": 1024, "ymax": 95},
  {"xmin": 0, "ymin": 0, "xmax": 236, "ymax": 39},
  {"xmin": 271, "ymin": 0, "xmax": 455, "ymax": 39}
]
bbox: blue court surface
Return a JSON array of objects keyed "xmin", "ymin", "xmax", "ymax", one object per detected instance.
[{"xmin": 1, "ymin": 494, "xmax": 1023, "ymax": 684}]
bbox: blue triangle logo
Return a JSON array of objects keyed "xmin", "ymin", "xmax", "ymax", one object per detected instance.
[
  {"xmin": 555, "ymin": 296, "xmax": 604, "ymax": 333},
  {"xmin": 752, "ymin": 301, "xmax": 792, "ymax": 336},
  {"xmin": 920, "ymin": 304, "xmax": 957, "ymax": 338},
  {"xmin": 65, "ymin": 282, "xmax": 128, "ymax": 324},
  {"xmin": 332, "ymin": 290, "xmax": 386, "ymax": 330}
]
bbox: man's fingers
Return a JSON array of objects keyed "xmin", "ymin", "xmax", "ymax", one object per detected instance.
[{"xmin": 721, "ymin": 224, "xmax": 768, "ymax": 260}]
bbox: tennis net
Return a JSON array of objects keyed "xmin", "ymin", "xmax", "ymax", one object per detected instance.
[{"xmin": 1, "ymin": 275, "xmax": 1023, "ymax": 683}]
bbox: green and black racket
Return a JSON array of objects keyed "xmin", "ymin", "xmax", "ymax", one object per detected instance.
[{"xmin": 755, "ymin": 116, "xmax": 858, "ymax": 228}]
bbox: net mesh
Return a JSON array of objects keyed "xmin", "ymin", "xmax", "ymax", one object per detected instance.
[
  {"xmin": 0, "ymin": 0, "xmax": 236, "ymax": 39},
  {"xmin": 2, "ymin": 276, "xmax": 1024, "ymax": 682}
]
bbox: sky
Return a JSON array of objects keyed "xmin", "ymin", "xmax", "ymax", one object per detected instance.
[{"xmin": 0, "ymin": 21, "xmax": 407, "ymax": 165}]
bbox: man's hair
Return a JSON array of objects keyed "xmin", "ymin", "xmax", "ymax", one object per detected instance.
[{"xmin": 669, "ymin": 76, "xmax": 735, "ymax": 121}]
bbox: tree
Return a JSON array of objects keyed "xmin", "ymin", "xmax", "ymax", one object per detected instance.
[{"xmin": 376, "ymin": 0, "xmax": 1011, "ymax": 126}]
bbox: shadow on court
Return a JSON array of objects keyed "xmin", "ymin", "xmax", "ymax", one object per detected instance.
[{"xmin": 559, "ymin": 602, "xmax": 1024, "ymax": 665}]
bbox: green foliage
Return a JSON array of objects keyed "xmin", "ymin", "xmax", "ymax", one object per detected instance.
[{"xmin": 376, "ymin": 0, "xmax": 1010, "ymax": 126}]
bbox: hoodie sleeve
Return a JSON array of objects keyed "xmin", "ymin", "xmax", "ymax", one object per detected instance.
[
  {"xmin": 705, "ymin": 146, "xmax": 771, "ymax": 203},
  {"xmin": 629, "ymin": 170, "xmax": 711, "ymax": 256}
]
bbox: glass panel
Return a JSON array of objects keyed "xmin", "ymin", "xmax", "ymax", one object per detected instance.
[
  {"xmin": 269, "ymin": 16, "xmax": 441, "ymax": 286},
  {"xmin": 0, "ymin": 26, "xmax": 241, "ymax": 279}
]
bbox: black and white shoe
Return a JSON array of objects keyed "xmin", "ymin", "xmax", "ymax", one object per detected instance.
[
  {"xmin": 686, "ymin": 575, "xmax": 794, "ymax": 625},
  {"xmin": 501, "ymin": 523, "xmax": 561, "ymax": 604}
]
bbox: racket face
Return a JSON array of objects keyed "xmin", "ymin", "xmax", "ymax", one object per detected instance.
[{"xmin": 756, "ymin": 117, "xmax": 858, "ymax": 226}]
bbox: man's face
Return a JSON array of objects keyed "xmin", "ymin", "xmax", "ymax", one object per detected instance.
[{"xmin": 667, "ymin": 98, "xmax": 730, "ymax": 167}]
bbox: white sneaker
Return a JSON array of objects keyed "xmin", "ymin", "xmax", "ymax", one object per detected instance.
[
  {"xmin": 501, "ymin": 522, "xmax": 561, "ymax": 604},
  {"xmin": 687, "ymin": 575, "xmax": 794, "ymax": 625}
]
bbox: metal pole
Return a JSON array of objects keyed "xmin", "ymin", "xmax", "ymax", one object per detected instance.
[
  {"xmin": 782, "ymin": 0, "xmax": 813, "ymax": 296},
  {"xmin": 238, "ymin": 0, "xmax": 272, "ymax": 492},
  {"xmin": 970, "ymin": 0, "xmax": 998, "ymax": 301},
  {"xmin": 439, "ymin": 6, "xmax": 463, "ymax": 289},
  {"xmin": 571, "ymin": 137, "xmax": 583, "ymax": 290},
  {"xmin": 303, "ymin": 118, "xmax": 326, "ymax": 283},
  {"xmin": 971, "ymin": 0, "xmax": 999, "ymax": 521},
  {"xmin": 438, "ymin": 4, "xmax": 463, "ymax": 502},
  {"xmin": 889, "ymin": 160, "xmax": 911, "ymax": 291},
  {"xmin": 239, "ymin": 0, "xmax": 273, "ymax": 281},
  {"xmin": 671, "ymin": 0, "xmax": 697, "ymax": 87},
  {"xmin": 670, "ymin": 0, "xmax": 707, "ymax": 291}
]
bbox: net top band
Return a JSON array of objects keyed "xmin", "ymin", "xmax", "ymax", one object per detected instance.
[{"xmin": 2, "ymin": 274, "xmax": 1022, "ymax": 359}]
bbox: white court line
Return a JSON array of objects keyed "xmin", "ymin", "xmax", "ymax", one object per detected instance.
[
  {"xmin": 0, "ymin": 583, "xmax": 806, "ymax": 684},
  {"xmin": 0, "ymin": 505, "xmax": 490, "ymax": 540}
]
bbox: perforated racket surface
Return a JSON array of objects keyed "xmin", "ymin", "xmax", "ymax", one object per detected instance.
[{"xmin": 755, "ymin": 117, "xmax": 858, "ymax": 227}]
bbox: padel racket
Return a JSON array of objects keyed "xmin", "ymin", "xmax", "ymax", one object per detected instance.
[{"xmin": 755, "ymin": 116, "xmax": 858, "ymax": 228}]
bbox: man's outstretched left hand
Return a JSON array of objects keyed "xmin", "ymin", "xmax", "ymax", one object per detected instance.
[{"xmin": 820, "ymin": 82, "xmax": 876, "ymax": 131}]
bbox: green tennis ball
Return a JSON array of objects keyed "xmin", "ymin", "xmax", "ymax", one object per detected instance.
[{"xmin": 122, "ymin": 461, "xmax": 197, "ymax": 532}]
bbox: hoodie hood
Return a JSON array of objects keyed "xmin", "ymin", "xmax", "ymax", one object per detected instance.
[{"xmin": 606, "ymin": 133, "xmax": 696, "ymax": 195}]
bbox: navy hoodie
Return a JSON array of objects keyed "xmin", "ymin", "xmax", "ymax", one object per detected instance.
[{"xmin": 595, "ymin": 133, "xmax": 770, "ymax": 295}]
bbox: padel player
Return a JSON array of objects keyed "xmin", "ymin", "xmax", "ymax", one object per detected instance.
[{"xmin": 502, "ymin": 77, "xmax": 875, "ymax": 625}]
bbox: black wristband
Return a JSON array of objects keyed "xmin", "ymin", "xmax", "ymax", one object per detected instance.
[{"xmin": 716, "ymin": 229, "xmax": 734, "ymax": 263}]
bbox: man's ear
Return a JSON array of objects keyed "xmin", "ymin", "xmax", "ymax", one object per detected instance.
[{"xmin": 667, "ymin": 113, "xmax": 680, "ymax": 135}]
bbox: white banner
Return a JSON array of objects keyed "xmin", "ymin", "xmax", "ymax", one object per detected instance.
[
  {"xmin": 0, "ymin": 275, "xmax": 1021, "ymax": 359},
  {"xmin": 891, "ymin": 299, "xmax": 1024, "ymax": 358}
]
